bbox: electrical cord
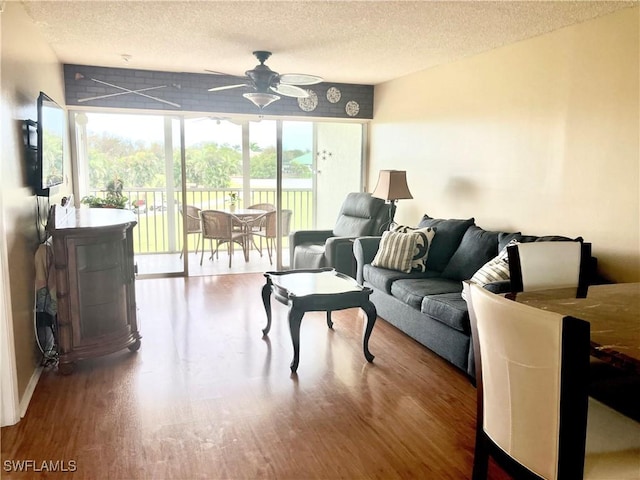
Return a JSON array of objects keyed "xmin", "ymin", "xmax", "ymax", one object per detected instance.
[{"xmin": 34, "ymin": 235, "xmax": 58, "ymax": 365}]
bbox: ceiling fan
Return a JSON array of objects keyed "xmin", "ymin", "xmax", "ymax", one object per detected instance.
[{"xmin": 207, "ymin": 51, "xmax": 322, "ymax": 109}]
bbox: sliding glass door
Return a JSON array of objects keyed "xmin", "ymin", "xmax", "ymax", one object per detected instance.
[
  {"xmin": 243, "ymin": 120, "xmax": 316, "ymax": 270},
  {"xmin": 73, "ymin": 112, "xmax": 185, "ymax": 276},
  {"xmin": 73, "ymin": 111, "xmax": 365, "ymax": 276}
]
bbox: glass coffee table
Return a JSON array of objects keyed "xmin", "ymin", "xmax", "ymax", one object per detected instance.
[{"xmin": 261, "ymin": 268, "xmax": 377, "ymax": 373}]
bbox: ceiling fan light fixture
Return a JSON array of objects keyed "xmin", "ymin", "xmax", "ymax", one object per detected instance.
[
  {"xmin": 243, "ymin": 92, "xmax": 280, "ymax": 109},
  {"xmin": 209, "ymin": 51, "xmax": 321, "ymax": 107}
]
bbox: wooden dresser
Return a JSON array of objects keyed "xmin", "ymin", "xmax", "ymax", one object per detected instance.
[{"xmin": 47, "ymin": 207, "xmax": 141, "ymax": 374}]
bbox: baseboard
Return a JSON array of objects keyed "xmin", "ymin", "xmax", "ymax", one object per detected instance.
[{"xmin": 19, "ymin": 366, "xmax": 43, "ymax": 419}]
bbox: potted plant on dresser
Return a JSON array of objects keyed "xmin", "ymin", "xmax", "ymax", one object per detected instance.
[{"xmin": 81, "ymin": 177, "xmax": 128, "ymax": 209}]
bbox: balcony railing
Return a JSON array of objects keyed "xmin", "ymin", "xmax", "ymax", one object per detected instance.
[{"xmin": 87, "ymin": 187, "xmax": 313, "ymax": 254}]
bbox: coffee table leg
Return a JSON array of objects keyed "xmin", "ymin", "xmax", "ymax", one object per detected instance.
[
  {"xmin": 361, "ymin": 301, "xmax": 377, "ymax": 362},
  {"xmin": 326, "ymin": 311, "xmax": 333, "ymax": 329},
  {"xmin": 288, "ymin": 306, "xmax": 304, "ymax": 373},
  {"xmin": 261, "ymin": 280, "xmax": 272, "ymax": 335}
]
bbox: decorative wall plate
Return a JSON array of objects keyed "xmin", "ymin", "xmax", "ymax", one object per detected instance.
[
  {"xmin": 297, "ymin": 90, "xmax": 318, "ymax": 112},
  {"xmin": 326, "ymin": 87, "xmax": 341, "ymax": 103},
  {"xmin": 345, "ymin": 100, "xmax": 360, "ymax": 117}
]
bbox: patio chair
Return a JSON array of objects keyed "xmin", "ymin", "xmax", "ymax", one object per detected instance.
[
  {"xmin": 463, "ymin": 281, "xmax": 640, "ymax": 480},
  {"xmin": 244, "ymin": 203, "xmax": 276, "ymax": 235},
  {"xmin": 200, "ymin": 210, "xmax": 247, "ymax": 268},
  {"xmin": 252, "ymin": 209, "xmax": 293, "ymax": 265},
  {"xmin": 248, "ymin": 203, "xmax": 276, "ymax": 212},
  {"xmin": 179, "ymin": 205, "xmax": 202, "ymax": 259}
]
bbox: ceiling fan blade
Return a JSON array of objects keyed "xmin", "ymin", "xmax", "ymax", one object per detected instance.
[
  {"xmin": 205, "ymin": 69, "xmax": 247, "ymax": 79},
  {"xmin": 279, "ymin": 73, "xmax": 323, "ymax": 86},
  {"xmin": 271, "ymin": 84, "xmax": 309, "ymax": 98},
  {"xmin": 208, "ymin": 83, "xmax": 249, "ymax": 92}
]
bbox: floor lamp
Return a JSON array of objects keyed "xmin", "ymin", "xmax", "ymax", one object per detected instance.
[{"xmin": 371, "ymin": 170, "xmax": 413, "ymax": 231}]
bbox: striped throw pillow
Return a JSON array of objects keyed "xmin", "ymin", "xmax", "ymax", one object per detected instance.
[
  {"xmin": 371, "ymin": 231, "xmax": 418, "ymax": 273},
  {"xmin": 469, "ymin": 239, "xmax": 519, "ymax": 286},
  {"xmin": 391, "ymin": 225, "xmax": 436, "ymax": 272}
]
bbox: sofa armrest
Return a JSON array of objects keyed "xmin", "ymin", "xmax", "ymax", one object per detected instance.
[
  {"xmin": 325, "ymin": 236, "xmax": 358, "ymax": 277},
  {"xmin": 289, "ymin": 229, "xmax": 334, "ymax": 267},
  {"xmin": 289, "ymin": 229, "xmax": 334, "ymax": 246},
  {"xmin": 483, "ymin": 280, "xmax": 512, "ymax": 294},
  {"xmin": 353, "ymin": 236, "xmax": 382, "ymax": 284}
]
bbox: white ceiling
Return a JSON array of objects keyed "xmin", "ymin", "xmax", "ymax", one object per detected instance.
[{"xmin": 20, "ymin": 1, "xmax": 636, "ymax": 85}]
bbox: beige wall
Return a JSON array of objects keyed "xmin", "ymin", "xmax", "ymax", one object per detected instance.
[
  {"xmin": 1, "ymin": 3, "xmax": 70, "ymax": 405},
  {"xmin": 370, "ymin": 7, "xmax": 639, "ymax": 282}
]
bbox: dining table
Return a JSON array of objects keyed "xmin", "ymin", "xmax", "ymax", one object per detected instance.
[
  {"xmin": 222, "ymin": 208, "xmax": 268, "ymax": 261},
  {"xmin": 511, "ymin": 283, "xmax": 640, "ymax": 374}
]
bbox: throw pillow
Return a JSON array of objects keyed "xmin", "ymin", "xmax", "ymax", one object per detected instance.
[
  {"xmin": 441, "ymin": 226, "xmax": 501, "ymax": 281},
  {"xmin": 470, "ymin": 239, "xmax": 519, "ymax": 286},
  {"xmin": 391, "ymin": 224, "xmax": 436, "ymax": 272},
  {"xmin": 371, "ymin": 231, "xmax": 418, "ymax": 273},
  {"xmin": 417, "ymin": 215, "xmax": 475, "ymax": 272},
  {"xmin": 461, "ymin": 239, "xmax": 519, "ymax": 300}
]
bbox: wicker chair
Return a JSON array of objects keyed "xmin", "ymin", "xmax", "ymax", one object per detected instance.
[
  {"xmin": 253, "ymin": 209, "xmax": 293, "ymax": 265},
  {"xmin": 200, "ymin": 210, "xmax": 246, "ymax": 268},
  {"xmin": 179, "ymin": 205, "xmax": 202, "ymax": 259},
  {"xmin": 244, "ymin": 203, "xmax": 276, "ymax": 249},
  {"xmin": 247, "ymin": 203, "xmax": 276, "ymax": 212}
]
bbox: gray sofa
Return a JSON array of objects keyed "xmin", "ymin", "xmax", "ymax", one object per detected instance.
[{"xmin": 354, "ymin": 214, "xmax": 592, "ymax": 379}]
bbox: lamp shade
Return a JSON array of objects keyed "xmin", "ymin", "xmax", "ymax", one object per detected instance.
[{"xmin": 371, "ymin": 170, "xmax": 413, "ymax": 201}]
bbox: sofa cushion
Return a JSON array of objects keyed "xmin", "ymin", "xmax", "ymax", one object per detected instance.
[
  {"xmin": 421, "ymin": 293, "xmax": 470, "ymax": 333},
  {"xmin": 363, "ymin": 264, "xmax": 438, "ymax": 294},
  {"xmin": 371, "ymin": 230, "xmax": 417, "ymax": 273},
  {"xmin": 498, "ymin": 232, "xmax": 583, "ymax": 250},
  {"xmin": 498, "ymin": 232, "xmax": 521, "ymax": 251},
  {"xmin": 390, "ymin": 277, "xmax": 462, "ymax": 310},
  {"xmin": 417, "ymin": 215, "xmax": 475, "ymax": 272},
  {"xmin": 390, "ymin": 224, "xmax": 436, "ymax": 271},
  {"xmin": 441, "ymin": 226, "xmax": 501, "ymax": 281},
  {"xmin": 516, "ymin": 233, "xmax": 584, "ymax": 244}
]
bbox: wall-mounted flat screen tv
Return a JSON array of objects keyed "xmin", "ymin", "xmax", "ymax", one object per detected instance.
[{"xmin": 37, "ymin": 92, "xmax": 65, "ymax": 193}]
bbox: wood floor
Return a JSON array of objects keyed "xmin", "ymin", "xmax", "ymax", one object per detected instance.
[{"xmin": 1, "ymin": 273, "xmax": 512, "ymax": 480}]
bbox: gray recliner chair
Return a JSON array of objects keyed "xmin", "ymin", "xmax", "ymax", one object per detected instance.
[{"xmin": 289, "ymin": 192, "xmax": 393, "ymax": 277}]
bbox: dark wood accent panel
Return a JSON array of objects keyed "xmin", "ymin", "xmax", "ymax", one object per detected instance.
[
  {"xmin": 64, "ymin": 64, "xmax": 374, "ymax": 119},
  {"xmin": 47, "ymin": 207, "xmax": 141, "ymax": 373}
]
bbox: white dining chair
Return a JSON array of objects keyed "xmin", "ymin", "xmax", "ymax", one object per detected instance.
[
  {"xmin": 464, "ymin": 281, "xmax": 640, "ymax": 480},
  {"xmin": 507, "ymin": 241, "xmax": 591, "ymax": 297}
]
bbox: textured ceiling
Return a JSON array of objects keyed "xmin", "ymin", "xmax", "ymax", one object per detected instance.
[{"xmin": 20, "ymin": 1, "xmax": 636, "ymax": 85}]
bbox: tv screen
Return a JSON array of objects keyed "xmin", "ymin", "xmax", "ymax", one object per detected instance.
[{"xmin": 37, "ymin": 92, "xmax": 65, "ymax": 192}]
